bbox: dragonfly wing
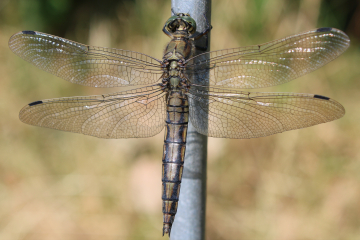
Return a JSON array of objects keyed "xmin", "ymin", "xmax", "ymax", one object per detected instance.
[
  {"xmin": 186, "ymin": 28, "xmax": 350, "ymax": 88},
  {"xmin": 20, "ymin": 86, "xmax": 167, "ymax": 138},
  {"xmin": 188, "ymin": 86, "xmax": 345, "ymax": 139},
  {"xmin": 9, "ymin": 31, "xmax": 163, "ymax": 87}
]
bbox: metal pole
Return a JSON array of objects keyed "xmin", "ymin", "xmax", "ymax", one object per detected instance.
[{"xmin": 170, "ymin": 1, "xmax": 211, "ymax": 239}]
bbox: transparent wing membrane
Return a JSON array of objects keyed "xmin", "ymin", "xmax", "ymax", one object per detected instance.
[
  {"xmin": 9, "ymin": 31, "xmax": 163, "ymax": 87},
  {"xmin": 188, "ymin": 86, "xmax": 345, "ymax": 139},
  {"xmin": 186, "ymin": 28, "xmax": 350, "ymax": 88},
  {"xmin": 19, "ymin": 86, "xmax": 167, "ymax": 138},
  {"xmin": 10, "ymin": 27, "xmax": 348, "ymax": 140}
]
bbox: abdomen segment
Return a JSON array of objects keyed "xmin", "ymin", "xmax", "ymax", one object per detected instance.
[{"xmin": 162, "ymin": 90, "xmax": 189, "ymax": 236}]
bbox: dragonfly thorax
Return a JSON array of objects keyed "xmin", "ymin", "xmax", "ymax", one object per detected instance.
[
  {"xmin": 168, "ymin": 60, "xmax": 181, "ymax": 88},
  {"xmin": 169, "ymin": 77, "xmax": 180, "ymax": 88}
]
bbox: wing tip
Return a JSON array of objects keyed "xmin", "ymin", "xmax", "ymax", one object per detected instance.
[
  {"xmin": 314, "ymin": 95, "xmax": 346, "ymax": 120},
  {"xmin": 9, "ymin": 31, "xmax": 37, "ymax": 49},
  {"xmin": 315, "ymin": 27, "xmax": 350, "ymax": 46}
]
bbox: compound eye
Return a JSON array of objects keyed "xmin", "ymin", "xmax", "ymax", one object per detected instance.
[
  {"xmin": 167, "ymin": 15, "xmax": 178, "ymax": 22},
  {"xmin": 165, "ymin": 15, "xmax": 179, "ymax": 32},
  {"xmin": 165, "ymin": 15, "xmax": 177, "ymax": 26},
  {"xmin": 181, "ymin": 16, "xmax": 196, "ymax": 34}
]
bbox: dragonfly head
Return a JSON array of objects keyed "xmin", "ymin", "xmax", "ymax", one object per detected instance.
[{"xmin": 164, "ymin": 13, "xmax": 196, "ymax": 35}]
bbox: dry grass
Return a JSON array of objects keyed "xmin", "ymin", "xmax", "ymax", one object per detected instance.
[{"xmin": 0, "ymin": 0, "xmax": 359, "ymax": 239}]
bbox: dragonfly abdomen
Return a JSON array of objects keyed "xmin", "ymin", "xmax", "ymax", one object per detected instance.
[{"xmin": 162, "ymin": 90, "xmax": 189, "ymax": 236}]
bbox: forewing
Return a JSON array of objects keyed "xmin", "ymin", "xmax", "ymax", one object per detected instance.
[
  {"xmin": 20, "ymin": 86, "xmax": 166, "ymax": 138},
  {"xmin": 186, "ymin": 28, "xmax": 350, "ymax": 88},
  {"xmin": 9, "ymin": 31, "xmax": 163, "ymax": 87},
  {"xmin": 188, "ymin": 86, "xmax": 345, "ymax": 139}
]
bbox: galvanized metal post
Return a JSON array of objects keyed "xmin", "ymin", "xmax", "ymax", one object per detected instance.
[{"xmin": 170, "ymin": 1, "xmax": 211, "ymax": 239}]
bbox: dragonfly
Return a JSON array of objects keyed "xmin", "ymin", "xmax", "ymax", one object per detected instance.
[{"xmin": 9, "ymin": 13, "xmax": 349, "ymax": 236}]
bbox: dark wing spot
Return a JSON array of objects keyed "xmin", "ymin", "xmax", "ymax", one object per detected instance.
[
  {"xmin": 316, "ymin": 27, "xmax": 332, "ymax": 33},
  {"xmin": 314, "ymin": 94, "xmax": 330, "ymax": 100},
  {"xmin": 22, "ymin": 30, "xmax": 36, "ymax": 35},
  {"xmin": 29, "ymin": 100, "xmax": 43, "ymax": 106}
]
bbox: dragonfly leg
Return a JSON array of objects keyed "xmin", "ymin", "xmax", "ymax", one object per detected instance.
[
  {"xmin": 194, "ymin": 33, "xmax": 210, "ymax": 51},
  {"xmin": 191, "ymin": 14, "xmax": 212, "ymax": 51}
]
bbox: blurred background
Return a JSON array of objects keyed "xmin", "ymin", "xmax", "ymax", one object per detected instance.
[{"xmin": 1, "ymin": 0, "xmax": 360, "ymax": 239}]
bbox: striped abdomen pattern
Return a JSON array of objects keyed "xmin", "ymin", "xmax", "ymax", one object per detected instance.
[{"xmin": 162, "ymin": 90, "xmax": 189, "ymax": 235}]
